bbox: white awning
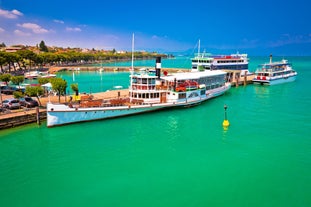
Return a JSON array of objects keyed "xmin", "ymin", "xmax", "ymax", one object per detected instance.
[{"xmin": 42, "ymin": 83, "xmax": 52, "ymax": 88}]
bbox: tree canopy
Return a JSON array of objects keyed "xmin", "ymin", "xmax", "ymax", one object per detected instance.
[
  {"xmin": 50, "ymin": 78, "xmax": 67, "ymax": 102},
  {"xmin": 0, "ymin": 41, "xmax": 168, "ymax": 74},
  {"xmin": 0, "ymin": 73, "xmax": 12, "ymax": 85},
  {"xmin": 39, "ymin": 40, "xmax": 48, "ymax": 52},
  {"xmin": 25, "ymin": 86, "xmax": 44, "ymax": 106},
  {"xmin": 70, "ymin": 83, "xmax": 79, "ymax": 95},
  {"xmin": 10, "ymin": 76, "xmax": 24, "ymax": 86}
]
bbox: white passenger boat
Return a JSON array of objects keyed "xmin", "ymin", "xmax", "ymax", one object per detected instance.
[
  {"xmin": 24, "ymin": 71, "xmax": 56, "ymax": 79},
  {"xmin": 191, "ymin": 51, "xmax": 250, "ymax": 76},
  {"xmin": 47, "ymin": 57, "xmax": 231, "ymax": 127},
  {"xmin": 24, "ymin": 71, "xmax": 40, "ymax": 79},
  {"xmin": 253, "ymin": 55, "xmax": 297, "ymax": 85}
]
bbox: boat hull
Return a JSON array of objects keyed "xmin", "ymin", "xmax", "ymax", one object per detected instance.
[
  {"xmin": 253, "ymin": 75, "xmax": 297, "ymax": 85},
  {"xmin": 47, "ymin": 85, "xmax": 230, "ymax": 127}
]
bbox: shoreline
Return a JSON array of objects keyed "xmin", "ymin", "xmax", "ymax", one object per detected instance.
[
  {"xmin": 0, "ymin": 89, "xmax": 129, "ymax": 130},
  {"xmin": 48, "ymin": 66, "xmax": 188, "ymax": 74}
]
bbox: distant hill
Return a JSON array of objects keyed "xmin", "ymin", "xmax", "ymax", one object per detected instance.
[{"xmin": 161, "ymin": 42, "xmax": 311, "ymax": 57}]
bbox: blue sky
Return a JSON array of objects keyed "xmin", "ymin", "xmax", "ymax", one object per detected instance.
[{"xmin": 0, "ymin": 0, "xmax": 310, "ymax": 55}]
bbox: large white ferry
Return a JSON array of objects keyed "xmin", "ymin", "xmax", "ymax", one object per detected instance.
[
  {"xmin": 47, "ymin": 57, "xmax": 231, "ymax": 127},
  {"xmin": 191, "ymin": 51, "xmax": 250, "ymax": 76},
  {"xmin": 253, "ymin": 55, "xmax": 297, "ymax": 85}
]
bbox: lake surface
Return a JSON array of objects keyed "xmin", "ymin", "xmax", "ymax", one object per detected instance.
[{"xmin": 0, "ymin": 56, "xmax": 310, "ymax": 207}]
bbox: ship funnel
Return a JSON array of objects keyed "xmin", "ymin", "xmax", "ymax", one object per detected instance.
[
  {"xmin": 270, "ymin": 54, "xmax": 272, "ymax": 64},
  {"xmin": 155, "ymin": 57, "xmax": 161, "ymax": 79}
]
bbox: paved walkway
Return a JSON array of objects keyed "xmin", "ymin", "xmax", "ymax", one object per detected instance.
[{"xmin": 0, "ymin": 89, "xmax": 129, "ymax": 120}]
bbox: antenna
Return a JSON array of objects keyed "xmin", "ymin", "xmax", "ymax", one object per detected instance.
[
  {"xmin": 131, "ymin": 33, "xmax": 134, "ymax": 72},
  {"xmin": 198, "ymin": 39, "xmax": 200, "ymax": 57},
  {"xmin": 130, "ymin": 33, "xmax": 134, "ymax": 103}
]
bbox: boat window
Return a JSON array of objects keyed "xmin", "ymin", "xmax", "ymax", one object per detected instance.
[
  {"xmin": 178, "ymin": 93, "xmax": 186, "ymax": 99},
  {"xmin": 188, "ymin": 92, "xmax": 199, "ymax": 98}
]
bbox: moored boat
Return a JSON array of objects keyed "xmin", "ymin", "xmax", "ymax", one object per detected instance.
[
  {"xmin": 191, "ymin": 40, "xmax": 251, "ymax": 83},
  {"xmin": 47, "ymin": 57, "xmax": 231, "ymax": 127},
  {"xmin": 24, "ymin": 71, "xmax": 56, "ymax": 79},
  {"xmin": 24, "ymin": 71, "xmax": 39, "ymax": 79},
  {"xmin": 253, "ymin": 55, "xmax": 297, "ymax": 85},
  {"xmin": 191, "ymin": 52, "xmax": 249, "ymax": 73}
]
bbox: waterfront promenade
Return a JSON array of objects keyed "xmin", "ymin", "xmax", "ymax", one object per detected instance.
[{"xmin": 0, "ymin": 89, "xmax": 129, "ymax": 129}]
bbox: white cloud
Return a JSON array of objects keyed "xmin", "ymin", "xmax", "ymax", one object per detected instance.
[
  {"xmin": 268, "ymin": 33, "xmax": 311, "ymax": 47},
  {"xmin": 54, "ymin": 19, "xmax": 64, "ymax": 24},
  {"xmin": 17, "ymin": 23, "xmax": 49, "ymax": 34},
  {"xmin": 14, "ymin": 29, "xmax": 31, "ymax": 36},
  {"xmin": 66, "ymin": 27, "xmax": 82, "ymax": 32},
  {"xmin": 0, "ymin": 27, "xmax": 5, "ymax": 33},
  {"xmin": 0, "ymin": 8, "xmax": 23, "ymax": 19},
  {"xmin": 12, "ymin": 9, "xmax": 23, "ymax": 16}
]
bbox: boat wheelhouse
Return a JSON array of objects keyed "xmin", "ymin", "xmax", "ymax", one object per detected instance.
[{"xmin": 253, "ymin": 55, "xmax": 297, "ymax": 85}]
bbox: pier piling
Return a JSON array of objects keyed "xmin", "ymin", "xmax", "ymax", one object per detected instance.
[{"xmin": 36, "ymin": 107, "xmax": 40, "ymax": 125}]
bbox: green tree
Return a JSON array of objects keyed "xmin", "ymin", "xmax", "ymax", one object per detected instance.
[
  {"xmin": 16, "ymin": 49, "xmax": 36, "ymax": 70},
  {"xmin": 50, "ymin": 78, "xmax": 67, "ymax": 102},
  {"xmin": 70, "ymin": 83, "xmax": 79, "ymax": 96},
  {"xmin": 38, "ymin": 77, "xmax": 50, "ymax": 85},
  {"xmin": 39, "ymin": 40, "xmax": 48, "ymax": 52},
  {"xmin": 11, "ymin": 76, "xmax": 25, "ymax": 87},
  {"xmin": 13, "ymin": 91, "xmax": 24, "ymax": 99},
  {"xmin": 0, "ymin": 51, "xmax": 7, "ymax": 73},
  {"xmin": 0, "ymin": 73, "xmax": 12, "ymax": 85},
  {"xmin": 4, "ymin": 52, "xmax": 20, "ymax": 72},
  {"xmin": 25, "ymin": 86, "xmax": 44, "ymax": 106}
]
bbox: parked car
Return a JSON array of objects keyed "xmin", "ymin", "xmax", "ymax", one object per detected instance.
[
  {"xmin": 19, "ymin": 97, "xmax": 39, "ymax": 108},
  {"xmin": 2, "ymin": 98, "xmax": 21, "ymax": 109},
  {"xmin": 0, "ymin": 86, "xmax": 15, "ymax": 95}
]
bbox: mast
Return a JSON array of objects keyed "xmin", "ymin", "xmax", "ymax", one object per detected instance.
[
  {"xmin": 130, "ymin": 33, "xmax": 134, "ymax": 103},
  {"xmin": 198, "ymin": 39, "xmax": 200, "ymax": 57},
  {"xmin": 131, "ymin": 33, "xmax": 134, "ymax": 72}
]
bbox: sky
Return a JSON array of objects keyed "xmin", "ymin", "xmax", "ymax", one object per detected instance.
[{"xmin": 0, "ymin": 0, "xmax": 310, "ymax": 55}]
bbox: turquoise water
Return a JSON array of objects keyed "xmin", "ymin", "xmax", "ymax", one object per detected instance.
[
  {"xmin": 0, "ymin": 56, "xmax": 311, "ymax": 207},
  {"xmin": 58, "ymin": 71, "xmax": 130, "ymax": 94}
]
